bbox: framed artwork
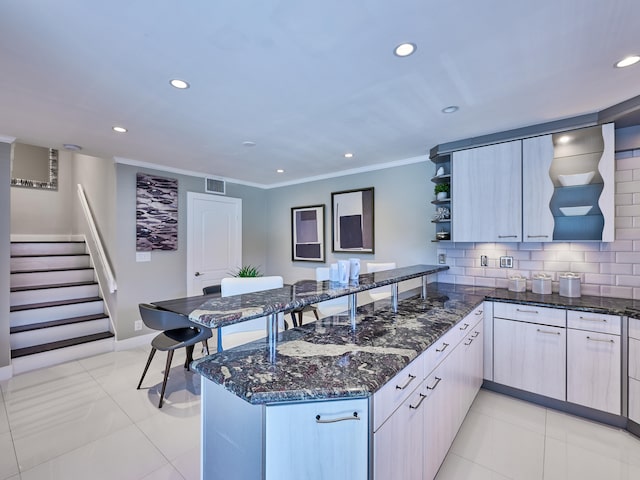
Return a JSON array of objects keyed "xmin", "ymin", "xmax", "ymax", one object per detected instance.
[
  {"xmin": 136, "ymin": 173, "xmax": 178, "ymax": 251},
  {"xmin": 291, "ymin": 204, "xmax": 325, "ymax": 262},
  {"xmin": 331, "ymin": 187, "xmax": 374, "ymax": 253}
]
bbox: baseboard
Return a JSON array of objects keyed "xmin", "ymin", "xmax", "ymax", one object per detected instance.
[
  {"xmin": 115, "ymin": 332, "xmax": 156, "ymax": 351},
  {"xmin": 0, "ymin": 364, "xmax": 13, "ymax": 381},
  {"xmin": 10, "ymin": 234, "xmax": 84, "ymax": 242}
]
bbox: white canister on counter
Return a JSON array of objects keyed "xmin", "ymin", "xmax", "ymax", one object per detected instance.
[
  {"xmin": 532, "ymin": 273, "xmax": 552, "ymax": 295},
  {"xmin": 349, "ymin": 258, "xmax": 360, "ymax": 280},
  {"xmin": 337, "ymin": 260, "xmax": 350, "ymax": 284},
  {"xmin": 329, "ymin": 263, "xmax": 339, "ymax": 282},
  {"xmin": 508, "ymin": 275, "xmax": 527, "ymax": 293},
  {"xmin": 559, "ymin": 272, "xmax": 581, "ymax": 298}
]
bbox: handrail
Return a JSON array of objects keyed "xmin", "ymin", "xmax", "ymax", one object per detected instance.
[{"xmin": 77, "ymin": 184, "xmax": 117, "ymax": 293}]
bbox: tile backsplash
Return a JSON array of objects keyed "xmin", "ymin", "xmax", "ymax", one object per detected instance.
[{"xmin": 437, "ymin": 150, "xmax": 640, "ymax": 299}]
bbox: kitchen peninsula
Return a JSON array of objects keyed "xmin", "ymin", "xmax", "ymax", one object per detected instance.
[{"xmin": 187, "ymin": 265, "xmax": 489, "ymax": 480}]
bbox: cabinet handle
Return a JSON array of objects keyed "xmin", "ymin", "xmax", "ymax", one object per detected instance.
[
  {"xmin": 409, "ymin": 393, "xmax": 427, "ymax": 410},
  {"xmin": 395, "ymin": 374, "xmax": 416, "ymax": 390},
  {"xmin": 436, "ymin": 342, "xmax": 449, "ymax": 353},
  {"xmin": 537, "ymin": 328, "xmax": 560, "ymax": 335},
  {"xmin": 527, "ymin": 235, "xmax": 549, "ymax": 238},
  {"xmin": 316, "ymin": 412, "xmax": 360, "ymax": 423},
  {"xmin": 517, "ymin": 308, "xmax": 539, "ymax": 314},
  {"xmin": 464, "ymin": 338, "xmax": 474, "ymax": 346},
  {"xmin": 579, "ymin": 316, "xmax": 608, "ymax": 323},
  {"xmin": 459, "ymin": 323, "xmax": 470, "ymax": 331},
  {"xmin": 471, "ymin": 331, "xmax": 480, "ymax": 338},
  {"xmin": 475, "ymin": 310, "xmax": 483, "ymax": 315},
  {"xmin": 586, "ymin": 336, "xmax": 615, "ymax": 344},
  {"xmin": 498, "ymin": 235, "xmax": 518, "ymax": 238},
  {"xmin": 426, "ymin": 376, "xmax": 442, "ymax": 391}
]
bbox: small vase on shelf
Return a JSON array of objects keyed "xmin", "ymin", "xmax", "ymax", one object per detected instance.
[{"xmin": 436, "ymin": 191, "xmax": 448, "ymax": 201}]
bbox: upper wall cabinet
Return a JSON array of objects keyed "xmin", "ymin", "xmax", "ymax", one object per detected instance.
[
  {"xmin": 452, "ymin": 141, "xmax": 522, "ymax": 242},
  {"xmin": 523, "ymin": 123, "xmax": 614, "ymax": 242}
]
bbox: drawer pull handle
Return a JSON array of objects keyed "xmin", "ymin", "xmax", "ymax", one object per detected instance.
[
  {"xmin": 537, "ymin": 328, "xmax": 560, "ymax": 335},
  {"xmin": 475, "ymin": 310, "xmax": 483, "ymax": 315},
  {"xmin": 459, "ymin": 323, "xmax": 470, "ymax": 331},
  {"xmin": 527, "ymin": 235, "xmax": 549, "ymax": 238},
  {"xmin": 464, "ymin": 338, "xmax": 474, "ymax": 345},
  {"xmin": 517, "ymin": 308, "xmax": 539, "ymax": 314},
  {"xmin": 395, "ymin": 374, "xmax": 416, "ymax": 390},
  {"xmin": 316, "ymin": 412, "xmax": 360, "ymax": 423},
  {"xmin": 586, "ymin": 336, "xmax": 615, "ymax": 344},
  {"xmin": 579, "ymin": 316, "xmax": 607, "ymax": 323},
  {"xmin": 436, "ymin": 342, "xmax": 449, "ymax": 353},
  {"xmin": 409, "ymin": 393, "xmax": 427, "ymax": 410},
  {"xmin": 427, "ymin": 376, "xmax": 442, "ymax": 391},
  {"xmin": 498, "ymin": 235, "xmax": 518, "ymax": 238},
  {"xmin": 471, "ymin": 331, "xmax": 480, "ymax": 338}
]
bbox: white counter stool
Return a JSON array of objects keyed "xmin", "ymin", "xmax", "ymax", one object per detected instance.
[{"xmin": 136, "ymin": 303, "xmax": 212, "ymax": 408}]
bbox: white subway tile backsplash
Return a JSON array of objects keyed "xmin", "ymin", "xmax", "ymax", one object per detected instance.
[
  {"xmin": 616, "ymin": 156, "xmax": 640, "ymax": 169},
  {"xmin": 616, "ymin": 180, "xmax": 640, "ymax": 194},
  {"xmin": 584, "ymin": 251, "xmax": 617, "ymax": 263},
  {"xmin": 618, "ymin": 217, "xmax": 634, "ymax": 229},
  {"xmin": 543, "ymin": 261, "xmax": 572, "ymax": 271},
  {"xmin": 445, "ymin": 249, "xmax": 466, "ymax": 258},
  {"xmin": 455, "ymin": 276, "xmax": 475, "ymax": 285},
  {"xmin": 601, "ymin": 285, "xmax": 633, "ymax": 299},
  {"xmin": 569, "ymin": 262, "xmax": 600, "ymax": 274},
  {"xmin": 601, "ymin": 240, "xmax": 634, "ymax": 251},
  {"xmin": 616, "ymin": 193, "xmax": 634, "ymax": 206},
  {"xmin": 569, "ymin": 243, "xmax": 600, "ymax": 252},
  {"xmin": 518, "ymin": 260, "xmax": 544, "ymax": 270},
  {"xmin": 601, "ymin": 263, "xmax": 633, "ymax": 275},
  {"xmin": 615, "ymin": 151, "xmax": 634, "ymax": 160},
  {"xmin": 518, "ymin": 242, "xmax": 544, "ymax": 251},
  {"xmin": 616, "ymin": 252, "xmax": 640, "ymax": 263},
  {"xmin": 617, "ymin": 204, "xmax": 640, "ymax": 217},
  {"xmin": 615, "ymin": 229, "xmax": 640, "ymax": 240},
  {"xmin": 581, "ymin": 284, "xmax": 602, "ymax": 296},
  {"xmin": 465, "ymin": 267, "xmax": 486, "ymax": 277},
  {"xmin": 617, "ymin": 275, "xmax": 640, "ymax": 287},
  {"xmin": 496, "ymin": 278, "xmax": 509, "ymax": 289},
  {"xmin": 531, "ymin": 250, "xmax": 557, "ymax": 261},
  {"xmin": 584, "ymin": 273, "xmax": 615, "ymax": 285},
  {"xmin": 633, "ymin": 169, "xmax": 640, "ymax": 181},
  {"xmin": 543, "ymin": 242, "xmax": 572, "ymax": 251},
  {"xmin": 475, "ymin": 277, "xmax": 496, "ymax": 287},
  {"xmin": 454, "ymin": 258, "xmax": 476, "ymax": 267}
]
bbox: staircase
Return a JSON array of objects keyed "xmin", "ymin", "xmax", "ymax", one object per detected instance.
[{"xmin": 9, "ymin": 240, "xmax": 114, "ymax": 373}]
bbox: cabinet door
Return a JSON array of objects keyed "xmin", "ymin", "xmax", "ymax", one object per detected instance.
[
  {"xmin": 522, "ymin": 135, "xmax": 555, "ymax": 241},
  {"xmin": 630, "ymin": 377, "xmax": 640, "ymax": 424},
  {"xmin": 493, "ymin": 318, "xmax": 566, "ymax": 400},
  {"xmin": 483, "ymin": 301, "xmax": 493, "ymax": 381},
  {"xmin": 452, "ymin": 141, "xmax": 522, "ymax": 242},
  {"xmin": 567, "ymin": 329, "xmax": 620, "ymax": 414},
  {"xmin": 374, "ymin": 387, "xmax": 425, "ymax": 480},
  {"xmin": 265, "ymin": 398, "xmax": 368, "ymax": 480},
  {"xmin": 423, "ymin": 363, "xmax": 453, "ymax": 480}
]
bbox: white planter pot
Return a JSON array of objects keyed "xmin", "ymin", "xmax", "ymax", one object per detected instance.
[{"xmin": 436, "ymin": 192, "xmax": 448, "ymax": 200}]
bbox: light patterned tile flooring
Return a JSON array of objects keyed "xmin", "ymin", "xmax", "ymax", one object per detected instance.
[{"xmin": 1, "ymin": 345, "xmax": 640, "ymax": 479}]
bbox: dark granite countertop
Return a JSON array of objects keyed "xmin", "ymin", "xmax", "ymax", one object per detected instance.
[
  {"xmin": 192, "ymin": 282, "xmax": 484, "ymax": 404},
  {"xmin": 187, "ymin": 264, "xmax": 448, "ymax": 329}
]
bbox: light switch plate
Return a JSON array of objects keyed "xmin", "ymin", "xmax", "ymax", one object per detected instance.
[
  {"xmin": 438, "ymin": 253, "xmax": 446, "ymax": 264},
  {"xmin": 499, "ymin": 256, "xmax": 513, "ymax": 268},
  {"xmin": 480, "ymin": 255, "xmax": 488, "ymax": 267}
]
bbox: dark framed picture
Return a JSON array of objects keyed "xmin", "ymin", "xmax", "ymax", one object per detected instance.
[
  {"xmin": 331, "ymin": 187, "xmax": 374, "ymax": 253},
  {"xmin": 291, "ymin": 204, "xmax": 325, "ymax": 262}
]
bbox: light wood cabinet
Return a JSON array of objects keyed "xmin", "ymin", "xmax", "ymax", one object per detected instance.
[
  {"xmin": 452, "ymin": 141, "xmax": 522, "ymax": 242},
  {"xmin": 566, "ymin": 328, "xmax": 620, "ymax": 414},
  {"xmin": 629, "ymin": 318, "xmax": 640, "ymax": 424},
  {"xmin": 522, "ymin": 135, "xmax": 555, "ymax": 241}
]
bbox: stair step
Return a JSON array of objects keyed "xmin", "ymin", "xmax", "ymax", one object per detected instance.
[
  {"xmin": 10, "ymin": 282, "xmax": 100, "ymax": 307},
  {"xmin": 10, "ymin": 299, "xmax": 105, "ymax": 327},
  {"xmin": 11, "ymin": 332, "xmax": 115, "ymax": 359},
  {"xmin": 11, "ymin": 280, "xmax": 98, "ymax": 292},
  {"xmin": 11, "ymin": 254, "xmax": 90, "ymax": 271},
  {"xmin": 10, "ymin": 317, "xmax": 111, "ymax": 350},
  {"xmin": 10, "ymin": 241, "xmax": 86, "ymax": 256},
  {"xmin": 10, "ymin": 268, "xmax": 95, "ymax": 288},
  {"xmin": 10, "ymin": 296, "xmax": 103, "ymax": 312},
  {"xmin": 10, "ymin": 313, "xmax": 109, "ymax": 333},
  {"xmin": 10, "ymin": 266, "xmax": 93, "ymax": 274}
]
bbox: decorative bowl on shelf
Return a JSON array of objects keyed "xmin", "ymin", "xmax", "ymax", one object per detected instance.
[
  {"xmin": 557, "ymin": 171, "xmax": 595, "ymax": 187},
  {"xmin": 559, "ymin": 205, "xmax": 593, "ymax": 216},
  {"xmin": 436, "ymin": 230, "xmax": 450, "ymax": 240}
]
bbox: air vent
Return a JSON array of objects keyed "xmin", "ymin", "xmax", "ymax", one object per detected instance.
[{"xmin": 205, "ymin": 177, "xmax": 226, "ymax": 195}]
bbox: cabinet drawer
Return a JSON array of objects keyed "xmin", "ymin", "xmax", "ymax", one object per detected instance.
[
  {"xmin": 630, "ymin": 337, "xmax": 640, "ymax": 381},
  {"xmin": 494, "ymin": 302, "xmax": 566, "ymax": 327},
  {"xmin": 373, "ymin": 356, "xmax": 425, "ymax": 432},
  {"xmin": 567, "ymin": 310, "xmax": 620, "ymax": 335},
  {"xmin": 630, "ymin": 318, "xmax": 640, "ymax": 341}
]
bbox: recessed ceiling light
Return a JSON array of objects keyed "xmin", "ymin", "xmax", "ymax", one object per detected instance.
[
  {"xmin": 170, "ymin": 79, "xmax": 190, "ymax": 89},
  {"xmin": 394, "ymin": 43, "xmax": 416, "ymax": 57},
  {"xmin": 63, "ymin": 143, "xmax": 82, "ymax": 151},
  {"xmin": 242, "ymin": 141, "xmax": 256, "ymax": 147},
  {"xmin": 615, "ymin": 55, "xmax": 640, "ymax": 68},
  {"xmin": 441, "ymin": 106, "xmax": 459, "ymax": 114},
  {"xmin": 276, "ymin": 169, "xmax": 285, "ymax": 173},
  {"xmin": 344, "ymin": 153, "xmax": 354, "ymax": 158},
  {"xmin": 557, "ymin": 135, "xmax": 571, "ymax": 144},
  {"xmin": 112, "ymin": 126, "xmax": 127, "ymax": 133}
]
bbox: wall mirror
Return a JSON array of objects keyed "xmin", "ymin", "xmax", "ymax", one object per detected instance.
[{"xmin": 10, "ymin": 142, "xmax": 58, "ymax": 190}]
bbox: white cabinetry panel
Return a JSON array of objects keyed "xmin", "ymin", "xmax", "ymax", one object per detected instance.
[
  {"xmin": 567, "ymin": 310, "xmax": 621, "ymax": 335},
  {"xmin": 522, "ymin": 135, "xmax": 555, "ymax": 241}
]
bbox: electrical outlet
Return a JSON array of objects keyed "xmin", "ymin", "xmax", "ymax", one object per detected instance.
[
  {"xmin": 499, "ymin": 256, "xmax": 513, "ymax": 268},
  {"xmin": 480, "ymin": 255, "xmax": 488, "ymax": 267},
  {"xmin": 438, "ymin": 253, "xmax": 446, "ymax": 264},
  {"xmin": 134, "ymin": 320, "xmax": 143, "ymax": 331}
]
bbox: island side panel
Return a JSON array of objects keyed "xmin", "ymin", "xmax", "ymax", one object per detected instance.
[{"xmin": 201, "ymin": 379, "xmax": 264, "ymax": 480}]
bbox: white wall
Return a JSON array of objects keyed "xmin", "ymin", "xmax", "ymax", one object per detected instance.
[
  {"xmin": 264, "ymin": 161, "xmax": 437, "ymax": 283},
  {"xmin": 0, "ymin": 141, "xmax": 11, "ymax": 369},
  {"xmin": 10, "ymin": 150, "xmax": 75, "ymax": 235}
]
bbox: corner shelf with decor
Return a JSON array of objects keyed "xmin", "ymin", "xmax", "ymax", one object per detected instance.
[{"xmin": 429, "ymin": 153, "xmax": 452, "ymax": 242}]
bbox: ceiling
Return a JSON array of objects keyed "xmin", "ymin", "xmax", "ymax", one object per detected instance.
[{"xmin": 1, "ymin": 1, "xmax": 639, "ymax": 187}]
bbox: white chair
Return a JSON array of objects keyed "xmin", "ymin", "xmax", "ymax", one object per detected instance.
[
  {"xmin": 315, "ymin": 267, "xmax": 349, "ymax": 319},
  {"xmin": 365, "ymin": 262, "xmax": 397, "ymax": 304},
  {"xmin": 219, "ymin": 276, "xmax": 285, "ymax": 350}
]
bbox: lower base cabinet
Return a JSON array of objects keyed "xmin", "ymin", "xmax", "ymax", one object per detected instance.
[
  {"xmin": 629, "ymin": 318, "xmax": 640, "ymax": 424},
  {"xmin": 374, "ymin": 307, "xmax": 484, "ymax": 480}
]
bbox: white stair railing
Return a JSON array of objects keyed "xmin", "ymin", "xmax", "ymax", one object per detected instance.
[{"xmin": 77, "ymin": 184, "xmax": 117, "ymax": 293}]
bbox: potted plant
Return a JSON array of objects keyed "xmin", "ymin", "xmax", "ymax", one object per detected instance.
[
  {"xmin": 435, "ymin": 183, "xmax": 450, "ymax": 200},
  {"xmin": 230, "ymin": 265, "xmax": 263, "ymax": 277}
]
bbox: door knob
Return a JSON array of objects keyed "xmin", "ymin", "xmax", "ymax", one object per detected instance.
[{"xmin": 195, "ymin": 272, "xmax": 202, "ymax": 277}]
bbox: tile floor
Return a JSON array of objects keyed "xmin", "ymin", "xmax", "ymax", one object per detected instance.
[{"xmin": 2, "ymin": 346, "xmax": 640, "ymax": 480}]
